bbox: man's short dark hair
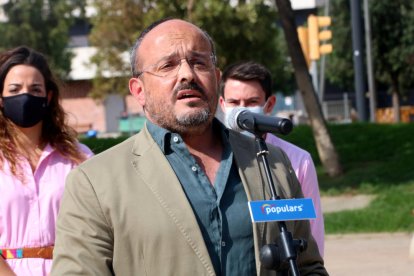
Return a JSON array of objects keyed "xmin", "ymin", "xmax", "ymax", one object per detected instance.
[{"xmin": 220, "ymin": 61, "xmax": 273, "ymax": 99}]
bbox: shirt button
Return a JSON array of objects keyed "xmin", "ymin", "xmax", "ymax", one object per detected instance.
[
  {"xmin": 221, "ymin": 241, "xmax": 226, "ymax": 247},
  {"xmin": 173, "ymin": 136, "xmax": 179, "ymax": 143},
  {"xmin": 191, "ymin": 166, "xmax": 197, "ymax": 172}
]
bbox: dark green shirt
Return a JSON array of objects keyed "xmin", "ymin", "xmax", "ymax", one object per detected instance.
[{"xmin": 147, "ymin": 119, "xmax": 256, "ymax": 276}]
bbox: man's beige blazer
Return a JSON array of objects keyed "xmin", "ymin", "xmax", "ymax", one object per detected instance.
[{"xmin": 51, "ymin": 125, "xmax": 327, "ymax": 275}]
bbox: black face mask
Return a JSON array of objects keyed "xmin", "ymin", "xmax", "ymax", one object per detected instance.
[{"xmin": 2, "ymin": 93, "xmax": 48, "ymax": 128}]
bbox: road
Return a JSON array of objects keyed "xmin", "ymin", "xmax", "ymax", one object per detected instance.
[{"xmin": 324, "ymin": 232, "xmax": 414, "ymax": 276}]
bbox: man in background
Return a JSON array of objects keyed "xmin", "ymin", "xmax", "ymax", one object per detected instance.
[{"xmin": 219, "ymin": 61, "xmax": 325, "ymax": 256}]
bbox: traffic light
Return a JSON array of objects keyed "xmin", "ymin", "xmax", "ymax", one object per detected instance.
[
  {"xmin": 297, "ymin": 26, "xmax": 310, "ymax": 68},
  {"xmin": 307, "ymin": 15, "xmax": 333, "ymax": 60}
]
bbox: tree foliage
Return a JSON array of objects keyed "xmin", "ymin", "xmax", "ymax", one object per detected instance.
[
  {"xmin": 327, "ymin": 1, "xmax": 414, "ymax": 102},
  {"xmin": 324, "ymin": 0, "xmax": 354, "ymax": 90},
  {"xmin": 0, "ymin": 0, "xmax": 86, "ymax": 78},
  {"xmin": 274, "ymin": 0, "xmax": 342, "ymax": 177},
  {"xmin": 88, "ymin": 0, "xmax": 293, "ymax": 99},
  {"xmin": 370, "ymin": 1, "xmax": 414, "ymax": 93},
  {"xmin": 191, "ymin": 1, "xmax": 294, "ymax": 94},
  {"xmin": 87, "ymin": 0, "xmax": 147, "ymax": 98}
]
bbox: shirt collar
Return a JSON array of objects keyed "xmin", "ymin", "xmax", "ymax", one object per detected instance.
[{"xmin": 146, "ymin": 118, "xmax": 230, "ymax": 154}]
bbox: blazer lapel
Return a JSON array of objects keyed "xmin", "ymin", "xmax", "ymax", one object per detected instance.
[
  {"xmin": 228, "ymin": 131, "xmax": 270, "ymax": 275},
  {"xmin": 229, "ymin": 131, "xmax": 267, "ymax": 201},
  {"xmin": 129, "ymin": 126, "xmax": 215, "ymax": 274}
]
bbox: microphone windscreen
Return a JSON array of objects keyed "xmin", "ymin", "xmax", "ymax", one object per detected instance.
[{"xmin": 226, "ymin": 106, "xmax": 246, "ymax": 132}]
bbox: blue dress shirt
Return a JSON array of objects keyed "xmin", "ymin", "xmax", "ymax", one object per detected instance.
[{"xmin": 147, "ymin": 119, "xmax": 256, "ymax": 276}]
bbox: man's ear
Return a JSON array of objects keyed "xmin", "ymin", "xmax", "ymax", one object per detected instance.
[
  {"xmin": 264, "ymin": 95, "xmax": 276, "ymax": 114},
  {"xmin": 129, "ymin": 77, "xmax": 145, "ymax": 106},
  {"xmin": 216, "ymin": 67, "xmax": 222, "ymax": 79},
  {"xmin": 219, "ymin": 96, "xmax": 226, "ymax": 112},
  {"xmin": 215, "ymin": 67, "xmax": 222, "ymax": 88}
]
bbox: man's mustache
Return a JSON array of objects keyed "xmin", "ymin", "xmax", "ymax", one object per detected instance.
[{"xmin": 173, "ymin": 82, "xmax": 207, "ymax": 99}]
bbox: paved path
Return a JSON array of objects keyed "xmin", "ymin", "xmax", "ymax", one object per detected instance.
[
  {"xmin": 324, "ymin": 232, "xmax": 414, "ymax": 275},
  {"xmin": 321, "ymin": 194, "xmax": 375, "ymax": 213}
]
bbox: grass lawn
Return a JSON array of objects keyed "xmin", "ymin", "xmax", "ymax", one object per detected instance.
[
  {"xmin": 284, "ymin": 123, "xmax": 414, "ymax": 234},
  {"xmin": 323, "ymin": 181, "xmax": 414, "ymax": 233}
]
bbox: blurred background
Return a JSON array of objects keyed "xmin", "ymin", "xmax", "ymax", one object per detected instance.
[
  {"xmin": 2, "ymin": 0, "xmax": 413, "ymax": 136},
  {"xmin": 1, "ymin": 0, "xmax": 413, "ymax": 238}
]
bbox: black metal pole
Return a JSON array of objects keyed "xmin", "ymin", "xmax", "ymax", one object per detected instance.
[
  {"xmin": 255, "ymin": 137, "xmax": 301, "ymax": 276},
  {"xmin": 363, "ymin": 0, "xmax": 377, "ymax": 122},
  {"xmin": 350, "ymin": 0, "xmax": 368, "ymax": 121}
]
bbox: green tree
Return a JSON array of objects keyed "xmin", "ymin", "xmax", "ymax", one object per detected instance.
[
  {"xmin": 190, "ymin": 1, "xmax": 294, "ymax": 93},
  {"xmin": 87, "ymin": 0, "xmax": 147, "ymax": 99},
  {"xmin": 87, "ymin": 0, "xmax": 292, "ymax": 99},
  {"xmin": 0, "ymin": 0, "xmax": 86, "ymax": 77},
  {"xmin": 327, "ymin": 0, "xmax": 414, "ymax": 122},
  {"xmin": 274, "ymin": 0, "xmax": 343, "ymax": 177},
  {"xmin": 88, "ymin": 0, "xmax": 182, "ymax": 99},
  {"xmin": 371, "ymin": 1, "xmax": 414, "ymax": 122},
  {"xmin": 324, "ymin": 0, "xmax": 354, "ymax": 91}
]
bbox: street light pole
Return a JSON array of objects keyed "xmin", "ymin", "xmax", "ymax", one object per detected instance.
[
  {"xmin": 363, "ymin": 0, "xmax": 377, "ymax": 122},
  {"xmin": 350, "ymin": 0, "xmax": 368, "ymax": 121}
]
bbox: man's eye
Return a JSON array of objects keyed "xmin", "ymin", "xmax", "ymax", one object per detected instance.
[
  {"xmin": 191, "ymin": 59, "xmax": 208, "ymax": 68},
  {"xmin": 158, "ymin": 62, "xmax": 177, "ymax": 71}
]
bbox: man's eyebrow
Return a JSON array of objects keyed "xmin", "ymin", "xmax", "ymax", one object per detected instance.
[
  {"xmin": 225, "ymin": 98, "xmax": 240, "ymax": 102},
  {"xmin": 153, "ymin": 53, "xmax": 176, "ymax": 63},
  {"xmin": 247, "ymin": 97, "xmax": 261, "ymax": 101},
  {"xmin": 163, "ymin": 50, "xmax": 208, "ymax": 58},
  {"xmin": 188, "ymin": 50, "xmax": 210, "ymax": 57}
]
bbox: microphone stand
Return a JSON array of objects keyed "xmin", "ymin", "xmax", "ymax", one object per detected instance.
[{"xmin": 254, "ymin": 135, "xmax": 307, "ymax": 276}]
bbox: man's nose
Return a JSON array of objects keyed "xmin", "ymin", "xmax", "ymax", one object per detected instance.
[{"xmin": 177, "ymin": 59, "xmax": 196, "ymax": 81}]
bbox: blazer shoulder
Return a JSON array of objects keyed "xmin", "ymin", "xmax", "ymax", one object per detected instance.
[{"xmin": 79, "ymin": 135, "xmax": 137, "ymax": 169}]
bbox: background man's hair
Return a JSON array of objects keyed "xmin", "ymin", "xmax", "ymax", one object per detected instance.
[{"xmin": 220, "ymin": 61, "xmax": 273, "ymax": 99}]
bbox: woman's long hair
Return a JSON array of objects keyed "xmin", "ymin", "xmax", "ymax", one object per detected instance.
[{"xmin": 0, "ymin": 46, "xmax": 87, "ymax": 178}]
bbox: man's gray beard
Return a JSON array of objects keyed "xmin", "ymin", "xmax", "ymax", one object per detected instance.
[
  {"xmin": 150, "ymin": 108, "xmax": 212, "ymax": 133},
  {"xmin": 176, "ymin": 109, "xmax": 210, "ymax": 127}
]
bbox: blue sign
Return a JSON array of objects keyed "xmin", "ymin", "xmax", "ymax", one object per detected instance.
[{"xmin": 248, "ymin": 198, "xmax": 316, "ymax": 223}]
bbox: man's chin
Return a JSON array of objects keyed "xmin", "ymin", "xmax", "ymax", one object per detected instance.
[{"xmin": 176, "ymin": 109, "xmax": 211, "ymax": 126}]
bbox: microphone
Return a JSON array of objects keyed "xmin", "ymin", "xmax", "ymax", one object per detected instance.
[{"xmin": 226, "ymin": 107, "xmax": 293, "ymax": 135}]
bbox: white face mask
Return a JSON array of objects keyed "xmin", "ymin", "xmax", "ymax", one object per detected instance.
[
  {"xmin": 244, "ymin": 105, "xmax": 265, "ymax": 115},
  {"xmin": 223, "ymin": 103, "xmax": 267, "ymax": 137}
]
